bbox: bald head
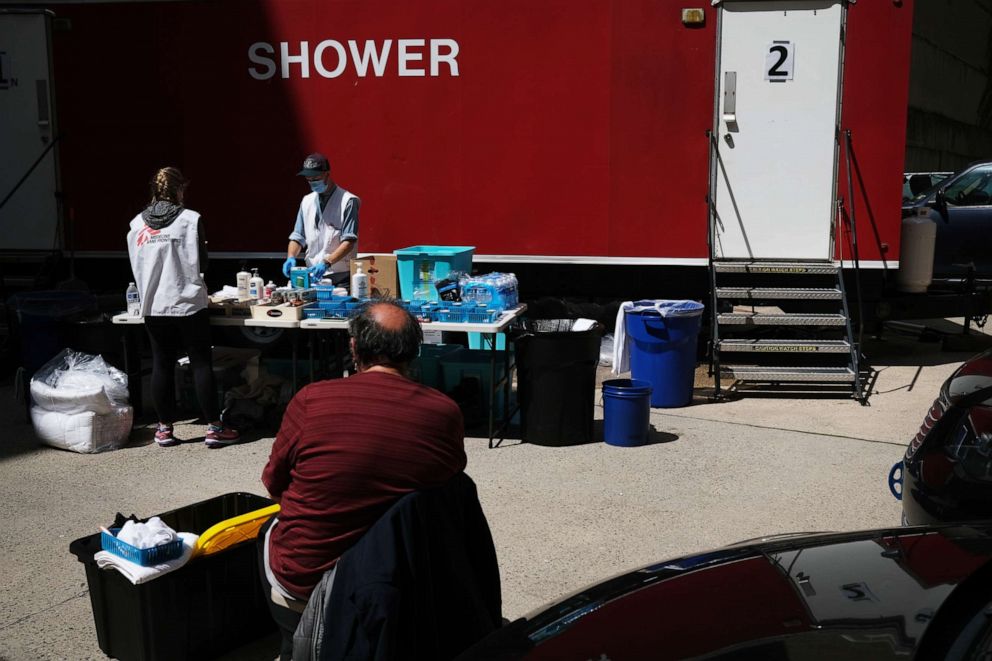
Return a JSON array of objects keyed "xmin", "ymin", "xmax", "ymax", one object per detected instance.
[
  {"xmin": 348, "ymin": 300, "xmax": 424, "ymax": 372},
  {"xmin": 368, "ymin": 302, "xmax": 409, "ymax": 333}
]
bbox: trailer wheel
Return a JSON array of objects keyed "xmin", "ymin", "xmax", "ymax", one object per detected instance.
[{"xmin": 236, "ymin": 325, "xmax": 285, "ymax": 347}]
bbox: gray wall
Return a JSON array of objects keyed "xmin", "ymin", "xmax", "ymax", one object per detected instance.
[{"xmin": 905, "ymin": 0, "xmax": 992, "ymax": 171}]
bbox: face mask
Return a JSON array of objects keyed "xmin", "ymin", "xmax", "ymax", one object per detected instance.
[{"xmin": 309, "ymin": 179, "xmax": 328, "ymax": 194}]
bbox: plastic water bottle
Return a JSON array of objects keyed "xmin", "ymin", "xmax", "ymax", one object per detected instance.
[{"xmin": 126, "ymin": 282, "xmax": 141, "ymax": 317}]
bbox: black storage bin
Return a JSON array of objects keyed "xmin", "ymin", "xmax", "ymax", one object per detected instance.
[
  {"xmin": 69, "ymin": 492, "xmax": 276, "ymax": 661},
  {"xmin": 8, "ymin": 290, "xmax": 98, "ymax": 373},
  {"xmin": 514, "ymin": 319, "xmax": 602, "ymax": 446}
]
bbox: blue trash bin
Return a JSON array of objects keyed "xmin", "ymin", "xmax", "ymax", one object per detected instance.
[
  {"xmin": 9, "ymin": 291, "xmax": 98, "ymax": 373},
  {"xmin": 625, "ymin": 300, "xmax": 704, "ymax": 408}
]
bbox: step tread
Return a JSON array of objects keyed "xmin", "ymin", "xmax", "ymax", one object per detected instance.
[
  {"xmin": 717, "ymin": 312, "xmax": 847, "ymax": 326},
  {"xmin": 716, "ymin": 287, "xmax": 842, "ymax": 300},
  {"xmin": 717, "ymin": 339, "xmax": 852, "ymax": 353},
  {"xmin": 721, "ymin": 365, "xmax": 856, "ymax": 382},
  {"xmin": 713, "ymin": 261, "xmax": 839, "ymax": 274}
]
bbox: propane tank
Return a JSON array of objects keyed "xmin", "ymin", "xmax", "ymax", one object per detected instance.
[{"xmin": 896, "ymin": 206, "xmax": 937, "ymax": 294}]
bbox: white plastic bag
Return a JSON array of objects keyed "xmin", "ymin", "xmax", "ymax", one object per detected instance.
[
  {"xmin": 29, "ymin": 349, "xmax": 132, "ymax": 453},
  {"xmin": 32, "ymin": 349, "xmax": 129, "ymax": 406},
  {"xmin": 30, "ymin": 405, "xmax": 133, "ymax": 454},
  {"xmin": 600, "ymin": 333, "xmax": 615, "ymax": 367}
]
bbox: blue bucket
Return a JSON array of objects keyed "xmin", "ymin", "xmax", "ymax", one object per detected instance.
[
  {"xmin": 602, "ymin": 378, "xmax": 652, "ymax": 447},
  {"xmin": 626, "ymin": 301, "xmax": 703, "ymax": 408}
]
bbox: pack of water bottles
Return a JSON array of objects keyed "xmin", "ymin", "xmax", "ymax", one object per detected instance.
[{"xmin": 458, "ymin": 272, "xmax": 519, "ymax": 312}]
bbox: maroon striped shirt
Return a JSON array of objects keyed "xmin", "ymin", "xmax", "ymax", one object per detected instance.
[{"xmin": 262, "ymin": 370, "xmax": 466, "ymax": 597}]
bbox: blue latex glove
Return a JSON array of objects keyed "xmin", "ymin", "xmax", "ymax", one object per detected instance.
[
  {"xmin": 309, "ymin": 261, "xmax": 328, "ymax": 282},
  {"xmin": 282, "ymin": 257, "xmax": 296, "ymax": 279}
]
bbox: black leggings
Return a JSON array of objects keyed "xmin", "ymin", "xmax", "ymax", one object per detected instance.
[{"xmin": 144, "ymin": 310, "xmax": 219, "ymax": 424}]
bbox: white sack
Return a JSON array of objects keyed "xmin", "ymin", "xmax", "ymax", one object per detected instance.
[
  {"xmin": 30, "ymin": 378, "xmax": 115, "ymax": 415},
  {"xmin": 30, "ymin": 405, "xmax": 133, "ymax": 454}
]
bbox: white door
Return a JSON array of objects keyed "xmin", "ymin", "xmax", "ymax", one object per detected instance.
[
  {"xmin": 712, "ymin": 1, "xmax": 844, "ymax": 260},
  {"xmin": 0, "ymin": 11, "xmax": 60, "ymax": 251}
]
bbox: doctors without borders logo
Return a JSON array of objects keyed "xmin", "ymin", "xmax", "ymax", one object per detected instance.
[
  {"xmin": 136, "ymin": 226, "xmax": 161, "ymax": 247},
  {"xmin": 248, "ymin": 39, "xmax": 459, "ymax": 80}
]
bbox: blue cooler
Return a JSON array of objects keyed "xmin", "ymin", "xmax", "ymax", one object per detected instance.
[{"xmin": 625, "ymin": 300, "xmax": 704, "ymax": 408}]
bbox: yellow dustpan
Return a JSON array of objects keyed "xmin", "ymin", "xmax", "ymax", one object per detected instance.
[{"xmin": 192, "ymin": 504, "xmax": 280, "ymax": 558}]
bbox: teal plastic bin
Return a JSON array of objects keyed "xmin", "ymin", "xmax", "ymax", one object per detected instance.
[
  {"xmin": 410, "ymin": 343, "xmax": 463, "ymax": 389},
  {"xmin": 439, "ymin": 348, "xmax": 507, "ymax": 411},
  {"xmin": 394, "ymin": 246, "xmax": 474, "ymax": 300}
]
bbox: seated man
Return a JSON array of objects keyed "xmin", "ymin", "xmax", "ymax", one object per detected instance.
[{"xmin": 259, "ymin": 300, "xmax": 466, "ymax": 659}]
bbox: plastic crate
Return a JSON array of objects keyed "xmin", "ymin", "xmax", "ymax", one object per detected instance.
[
  {"xmin": 467, "ymin": 308, "xmax": 500, "ymax": 324},
  {"xmin": 101, "ymin": 529, "xmax": 184, "ymax": 566},
  {"xmin": 410, "ymin": 343, "xmax": 463, "ymax": 389},
  {"xmin": 434, "ymin": 309, "xmax": 466, "ymax": 323},
  {"xmin": 440, "ymin": 348, "xmax": 508, "ymax": 409},
  {"xmin": 69, "ymin": 492, "xmax": 276, "ymax": 661},
  {"xmin": 394, "ymin": 245, "xmax": 474, "ymax": 300},
  {"xmin": 303, "ymin": 307, "xmax": 327, "ymax": 319}
]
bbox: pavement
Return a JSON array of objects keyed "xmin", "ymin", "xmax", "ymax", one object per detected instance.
[{"xmin": 1, "ymin": 318, "xmax": 990, "ymax": 660}]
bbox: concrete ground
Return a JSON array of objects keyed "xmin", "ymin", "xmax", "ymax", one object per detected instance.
[{"xmin": 1, "ymin": 318, "xmax": 990, "ymax": 660}]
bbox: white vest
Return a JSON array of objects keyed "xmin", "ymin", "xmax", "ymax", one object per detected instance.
[
  {"xmin": 300, "ymin": 186, "xmax": 359, "ymax": 274},
  {"xmin": 126, "ymin": 209, "xmax": 208, "ymax": 317}
]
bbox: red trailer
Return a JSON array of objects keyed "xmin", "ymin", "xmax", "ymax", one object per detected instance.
[
  {"xmin": 0, "ymin": 0, "xmax": 909, "ymax": 262},
  {"xmin": 1, "ymin": 0, "xmax": 926, "ymax": 396}
]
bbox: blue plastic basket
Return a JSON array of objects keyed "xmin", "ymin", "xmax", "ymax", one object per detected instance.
[
  {"xmin": 314, "ymin": 285, "xmax": 336, "ymax": 301},
  {"xmin": 435, "ymin": 309, "xmax": 467, "ymax": 323},
  {"xmin": 101, "ymin": 529, "xmax": 184, "ymax": 566},
  {"xmin": 303, "ymin": 308, "xmax": 327, "ymax": 319},
  {"xmin": 467, "ymin": 308, "xmax": 500, "ymax": 324}
]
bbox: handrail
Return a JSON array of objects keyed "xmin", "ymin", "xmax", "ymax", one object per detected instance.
[
  {"xmin": 0, "ymin": 133, "xmax": 63, "ymax": 212},
  {"xmin": 843, "ymin": 129, "xmax": 865, "ymax": 402},
  {"xmin": 706, "ymin": 130, "xmax": 722, "ymax": 398}
]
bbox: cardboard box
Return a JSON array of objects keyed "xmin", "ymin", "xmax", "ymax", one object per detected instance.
[
  {"xmin": 351, "ymin": 254, "xmax": 398, "ymax": 299},
  {"xmin": 249, "ymin": 301, "xmax": 315, "ymax": 321}
]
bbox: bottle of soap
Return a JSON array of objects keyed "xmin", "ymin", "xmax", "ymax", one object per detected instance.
[
  {"xmin": 248, "ymin": 268, "xmax": 265, "ymax": 300},
  {"xmin": 351, "ymin": 264, "xmax": 370, "ymax": 299},
  {"xmin": 236, "ymin": 267, "xmax": 250, "ymax": 299}
]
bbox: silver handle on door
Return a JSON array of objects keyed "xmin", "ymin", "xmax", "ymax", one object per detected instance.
[
  {"xmin": 36, "ymin": 80, "xmax": 51, "ymax": 142},
  {"xmin": 723, "ymin": 71, "xmax": 737, "ymax": 129}
]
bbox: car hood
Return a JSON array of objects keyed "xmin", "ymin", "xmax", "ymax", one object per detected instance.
[{"xmin": 461, "ymin": 525, "xmax": 992, "ymax": 660}]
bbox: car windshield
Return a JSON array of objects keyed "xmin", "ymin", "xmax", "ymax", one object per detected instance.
[{"xmin": 924, "ymin": 166, "xmax": 992, "ymax": 206}]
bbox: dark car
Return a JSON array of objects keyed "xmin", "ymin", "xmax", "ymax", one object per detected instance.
[
  {"xmin": 900, "ymin": 348, "xmax": 992, "ymax": 525},
  {"xmin": 903, "ymin": 161, "xmax": 992, "ymax": 280},
  {"xmin": 461, "ymin": 525, "xmax": 992, "ymax": 660}
]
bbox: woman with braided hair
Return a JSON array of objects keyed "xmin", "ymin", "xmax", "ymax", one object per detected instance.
[{"xmin": 126, "ymin": 167, "xmax": 240, "ymax": 448}]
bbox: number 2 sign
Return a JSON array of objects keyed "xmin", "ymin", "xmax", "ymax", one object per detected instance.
[{"xmin": 765, "ymin": 41, "xmax": 794, "ymax": 82}]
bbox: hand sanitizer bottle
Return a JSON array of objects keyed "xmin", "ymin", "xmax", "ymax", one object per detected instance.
[{"xmin": 351, "ymin": 264, "xmax": 370, "ymax": 299}]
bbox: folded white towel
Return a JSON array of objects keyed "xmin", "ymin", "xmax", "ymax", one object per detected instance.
[
  {"xmin": 95, "ymin": 532, "xmax": 199, "ymax": 585},
  {"xmin": 571, "ymin": 318, "xmax": 597, "ymax": 332},
  {"xmin": 117, "ymin": 516, "xmax": 178, "ymax": 549},
  {"xmin": 612, "ymin": 302, "xmax": 633, "ymax": 375}
]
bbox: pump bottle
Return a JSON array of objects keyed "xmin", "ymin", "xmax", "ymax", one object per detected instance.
[
  {"xmin": 248, "ymin": 268, "xmax": 265, "ymax": 300},
  {"xmin": 351, "ymin": 264, "xmax": 370, "ymax": 299}
]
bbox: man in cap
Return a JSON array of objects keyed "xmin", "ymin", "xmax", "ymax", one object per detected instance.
[{"xmin": 282, "ymin": 152, "xmax": 360, "ymax": 285}]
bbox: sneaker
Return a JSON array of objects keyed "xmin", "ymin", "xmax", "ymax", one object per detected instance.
[
  {"xmin": 155, "ymin": 425, "xmax": 179, "ymax": 447},
  {"xmin": 204, "ymin": 424, "xmax": 240, "ymax": 448}
]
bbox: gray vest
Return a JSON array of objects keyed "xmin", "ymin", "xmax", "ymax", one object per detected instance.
[{"xmin": 126, "ymin": 209, "xmax": 208, "ymax": 316}]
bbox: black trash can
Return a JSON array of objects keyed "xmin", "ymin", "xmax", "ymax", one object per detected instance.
[{"xmin": 514, "ymin": 319, "xmax": 602, "ymax": 446}]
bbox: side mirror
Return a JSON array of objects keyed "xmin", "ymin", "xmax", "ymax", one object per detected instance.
[{"xmin": 934, "ymin": 189, "xmax": 950, "ymax": 223}]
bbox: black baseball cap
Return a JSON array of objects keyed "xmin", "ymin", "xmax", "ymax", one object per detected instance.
[{"xmin": 297, "ymin": 153, "xmax": 330, "ymax": 177}]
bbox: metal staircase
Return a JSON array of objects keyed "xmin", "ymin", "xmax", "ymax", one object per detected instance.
[{"xmin": 708, "ymin": 260, "xmax": 865, "ymax": 401}]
